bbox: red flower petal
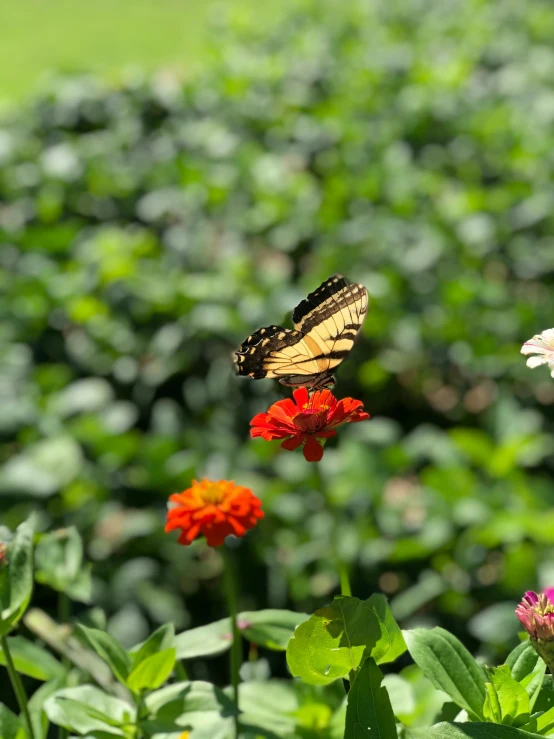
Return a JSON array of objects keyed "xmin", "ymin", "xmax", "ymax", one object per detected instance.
[
  {"xmin": 249, "ymin": 412, "xmax": 274, "ymax": 428},
  {"xmin": 251, "ymin": 426, "xmax": 294, "ymax": 441},
  {"xmin": 292, "ymin": 387, "xmax": 310, "ymax": 407},
  {"xmin": 281, "ymin": 434, "xmax": 306, "ymax": 451},
  {"xmin": 312, "ymin": 389, "xmax": 337, "ymax": 411},
  {"xmin": 316, "ymin": 430, "xmax": 337, "ymax": 439},
  {"xmin": 269, "ymin": 397, "xmax": 299, "ymax": 419},
  {"xmin": 350, "ymin": 410, "xmax": 370, "ymax": 422},
  {"xmin": 249, "ymin": 389, "xmax": 369, "ymax": 462},
  {"xmin": 303, "ymin": 435, "xmax": 324, "ymax": 462},
  {"xmin": 328, "ymin": 397, "xmax": 369, "ymax": 426}
]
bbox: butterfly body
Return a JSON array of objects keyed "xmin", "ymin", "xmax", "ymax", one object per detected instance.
[
  {"xmin": 235, "ymin": 274, "xmax": 368, "ymax": 391},
  {"xmin": 278, "ymin": 371, "xmax": 335, "ymax": 391}
]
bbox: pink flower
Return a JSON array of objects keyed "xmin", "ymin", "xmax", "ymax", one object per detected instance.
[
  {"xmin": 521, "ymin": 329, "xmax": 554, "ymax": 377},
  {"xmin": 516, "ymin": 591, "xmax": 554, "ymax": 641},
  {"xmin": 544, "ymin": 587, "xmax": 554, "ymax": 604}
]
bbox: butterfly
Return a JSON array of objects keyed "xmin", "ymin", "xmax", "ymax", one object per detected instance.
[{"xmin": 234, "ymin": 274, "xmax": 369, "ymax": 391}]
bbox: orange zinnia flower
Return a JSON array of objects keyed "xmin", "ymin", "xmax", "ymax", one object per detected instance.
[
  {"xmin": 250, "ymin": 387, "xmax": 370, "ymax": 462},
  {"xmin": 165, "ymin": 479, "xmax": 264, "ymax": 547}
]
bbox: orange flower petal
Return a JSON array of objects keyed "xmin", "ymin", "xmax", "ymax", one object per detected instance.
[{"xmin": 165, "ymin": 480, "xmax": 263, "ymax": 547}]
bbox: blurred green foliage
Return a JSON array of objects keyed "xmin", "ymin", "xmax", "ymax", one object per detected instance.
[
  {"xmin": 2, "ymin": 0, "xmax": 554, "ymax": 701},
  {"xmin": 0, "ymin": 0, "xmax": 282, "ymax": 103}
]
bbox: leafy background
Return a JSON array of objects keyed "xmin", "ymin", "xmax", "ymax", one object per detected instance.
[{"xmin": 2, "ymin": 0, "xmax": 554, "ymax": 705}]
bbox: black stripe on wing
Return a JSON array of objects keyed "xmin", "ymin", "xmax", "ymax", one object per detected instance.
[
  {"xmin": 292, "ymin": 274, "xmax": 348, "ymax": 327},
  {"xmin": 300, "ymin": 282, "xmax": 368, "ymax": 335},
  {"xmin": 234, "ymin": 325, "xmax": 302, "ymax": 378}
]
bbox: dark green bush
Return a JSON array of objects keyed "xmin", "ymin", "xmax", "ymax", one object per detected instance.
[{"xmin": 2, "ymin": 0, "xmax": 554, "ymax": 689}]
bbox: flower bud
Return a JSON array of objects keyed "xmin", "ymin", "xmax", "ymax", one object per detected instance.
[{"xmin": 516, "ymin": 591, "xmax": 554, "ymax": 667}]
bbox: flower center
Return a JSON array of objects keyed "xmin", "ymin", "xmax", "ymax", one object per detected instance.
[
  {"xmin": 199, "ymin": 484, "xmax": 225, "ymax": 505},
  {"xmin": 302, "ymin": 403, "xmax": 330, "ymax": 414},
  {"xmin": 537, "ymin": 593, "xmax": 554, "ymax": 616},
  {"xmin": 293, "ymin": 406, "xmax": 329, "ymax": 433}
]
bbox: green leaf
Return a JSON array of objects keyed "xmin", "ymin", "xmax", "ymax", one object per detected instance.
[
  {"xmin": 531, "ymin": 677, "xmax": 554, "ymax": 716},
  {"xmin": 329, "ymin": 698, "xmax": 348, "ymax": 739},
  {"xmin": 174, "ymin": 618, "xmax": 232, "ymax": 659},
  {"xmin": 0, "ymin": 437, "xmax": 83, "ymax": 498},
  {"xmin": 365, "ymin": 594, "xmax": 407, "ymax": 665},
  {"xmin": 130, "ymin": 623, "xmax": 175, "ymax": 668},
  {"xmin": 506, "ymin": 641, "xmax": 546, "ymax": 711},
  {"xmin": 0, "ymin": 704, "xmax": 22, "ymax": 739},
  {"xmin": 483, "ymin": 665, "xmax": 530, "ymax": 726},
  {"xmin": 144, "ymin": 680, "xmax": 237, "ymax": 734},
  {"xmin": 34, "ymin": 527, "xmax": 92, "ymax": 603},
  {"xmin": 287, "ymin": 595, "xmax": 399, "ymax": 686},
  {"xmin": 398, "ymin": 664, "xmax": 451, "ymax": 728},
  {"xmin": 382, "ymin": 674, "xmax": 416, "ymax": 719},
  {"xmin": 404, "ymin": 627, "xmax": 487, "ymax": 719},
  {"xmin": 406, "ymin": 722, "xmax": 543, "ymax": 738},
  {"xmin": 238, "ymin": 610, "xmax": 308, "ymax": 651},
  {"xmin": 174, "ymin": 610, "xmax": 308, "ymax": 660},
  {"xmin": 506, "ymin": 642, "xmax": 540, "ymax": 681},
  {"xmin": 75, "ymin": 624, "xmax": 131, "ymax": 684},
  {"xmin": 126, "ymin": 647, "xmax": 176, "ymax": 693},
  {"xmin": 520, "ymin": 705, "xmax": 554, "ymax": 735},
  {"xmin": 0, "ymin": 636, "xmax": 65, "ymax": 681},
  {"xmin": 0, "ymin": 518, "xmax": 35, "ymax": 636},
  {"xmin": 344, "ymin": 657, "xmax": 397, "ymax": 739},
  {"xmin": 519, "ymin": 669, "xmax": 544, "ymax": 713},
  {"xmin": 44, "ymin": 685, "xmax": 135, "ymax": 736},
  {"xmin": 28, "ymin": 678, "xmax": 65, "ymax": 739},
  {"xmin": 238, "ymin": 681, "xmax": 298, "ymax": 737}
]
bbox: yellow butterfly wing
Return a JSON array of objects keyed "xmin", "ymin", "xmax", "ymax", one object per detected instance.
[
  {"xmin": 234, "ymin": 274, "xmax": 368, "ymax": 380},
  {"xmin": 292, "ymin": 274, "xmax": 369, "ymax": 373}
]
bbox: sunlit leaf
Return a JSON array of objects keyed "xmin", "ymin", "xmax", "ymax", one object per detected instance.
[
  {"xmin": 44, "ymin": 685, "xmax": 135, "ymax": 736},
  {"xmin": 0, "ymin": 636, "xmax": 65, "ymax": 681},
  {"xmin": 404, "ymin": 628, "xmax": 486, "ymax": 720},
  {"xmin": 126, "ymin": 647, "xmax": 176, "ymax": 693},
  {"xmin": 483, "ymin": 665, "xmax": 529, "ymax": 726},
  {"xmin": 287, "ymin": 595, "xmax": 401, "ymax": 686},
  {"xmin": 75, "ymin": 624, "xmax": 131, "ymax": 685}
]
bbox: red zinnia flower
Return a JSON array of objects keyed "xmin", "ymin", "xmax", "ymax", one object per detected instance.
[
  {"xmin": 165, "ymin": 479, "xmax": 264, "ymax": 547},
  {"xmin": 250, "ymin": 387, "xmax": 370, "ymax": 462}
]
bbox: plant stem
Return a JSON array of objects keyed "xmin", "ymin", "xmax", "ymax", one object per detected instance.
[
  {"xmin": 313, "ymin": 464, "xmax": 352, "ymax": 597},
  {"xmin": 175, "ymin": 660, "xmax": 189, "ymax": 681},
  {"xmin": 58, "ymin": 590, "xmax": 71, "ymax": 626},
  {"xmin": 1, "ymin": 634, "xmax": 35, "ymax": 739},
  {"xmin": 339, "ymin": 562, "xmax": 352, "ymax": 597},
  {"xmin": 134, "ymin": 694, "xmax": 148, "ymax": 739},
  {"xmin": 57, "ymin": 591, "xmax": 71, "ymax": 739},
  {"xmin": 222, "ymin": 545, "xmax": 241, "ymax": 739}
]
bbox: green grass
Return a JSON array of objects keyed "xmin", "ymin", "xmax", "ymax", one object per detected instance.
[{"xmin": 0, "ymin": 0, "xmax": 279, "ymax": 103}]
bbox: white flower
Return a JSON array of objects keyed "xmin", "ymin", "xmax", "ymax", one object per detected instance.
[{"xmin": 521, "ymin": 328, "xmax": 554, "ymax": 377}]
